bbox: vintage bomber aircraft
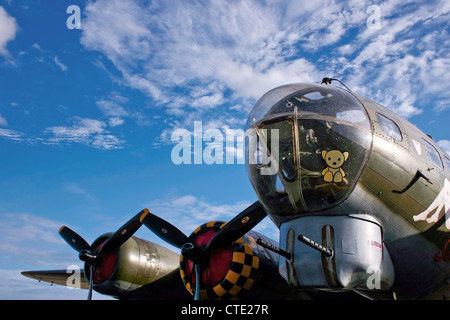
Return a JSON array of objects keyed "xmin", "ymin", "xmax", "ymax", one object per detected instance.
[{"xmin": 22, "ymin": 79, "xmax": 450, "ymax": 300}]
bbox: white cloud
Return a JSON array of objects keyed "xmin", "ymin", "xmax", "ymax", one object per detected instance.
[
  {"xmin": 0, "ymin": 113, "xmax": 7, "ymax": 126},
  {"xmin": 0, "ymin": 212, "xmax": 78, "ymax": 272},
  {"xmin": 108, "ymin": 117, "xmax": 124, "ymax": 127},
  {"xmin": 77, "ymin": 0, "xmax": 450, "ymax": 130},
  {"xmin": 96, "ymin": 93, "xmax": 129, "ymax": 116},
  {"xmin": 63, "ymin": 183, "xmax": 95, "ymax": 201},
  {"xmin": 64, "ymin": 183, "xmax": 88, "ymax": 196},
  {"xmin": 46, "ymin": 118, "xmax": 105, "ymax": 140},
  {"xmin": 145, "ymin": 194, "xmax": 279, "ymax": 242},
  {"xmin": 0, "ymin": 6, "xmax": 18, "ymax": 56},
  {"xmin": 81, "ymin": 0, "xmax": 153, "ymax": 63},
  {"xmin": 80, "ymin": 0, "xmax": 318, "ymax": 107},
  {"xmin": 146, "ymin": 194, "xmax": 249, "ymax": 233},
  {"xmin": 438, "ymin": 140, "xmax": 450, "ymax": 156},
  {"xmin": 0, "ymin": 117, "xmax": 126, "ymax": 150},
  {"xmin": 91, "ymin": 133, "xmax": 124, "ymax": 150},
  {"xmin": 0, "ymin": 128, "xmax": 25, "ymax": 141},
  {"xmin": 330, "ymin": 0, "xmax": 450, "ymax": 119},
  {"xmin": 44, "ymin": 117, "xmax": 125, "ymax": 150},
  {"xmin": 216, "ymin": 58, "xmax": 316, "ymax": 100},
  {"xmin": 95, "ymin": 92, "xmax": 153, "ymax": 128},
  {"xmin": 53, "ymin": 55, "xmax": 68, "ymax": 71},
  {"xmin": 0, "ymin": 213, "xmax": 63, "ymax": 247},
  {"xmin": 0, "ymin": 212, "xmax": 111, "ymax": 299}
]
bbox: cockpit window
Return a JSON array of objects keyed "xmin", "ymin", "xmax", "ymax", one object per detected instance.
[
  {"xmin": 246, "ymin": 84, "xmax": 371, "ymax": 129},
  {"xmin": 263, "ymin": 120, "xmax": 296, "ymax": 181},
  {"xmin": 297, "ymin": 118, "xmax": 372, "ymax": 211},
  {"xmin": 422, "ymin": 139, "xmax": 444, "ymax": 169},
  {"xmin": 376, "ymin": 113, "xmax": 402, "ymax": 141},
  {"xmin": 246, "ymin": 84, "xmax": 373, "ymax": 215}
]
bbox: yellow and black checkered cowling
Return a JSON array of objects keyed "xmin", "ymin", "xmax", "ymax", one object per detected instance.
[{"xmin": 179, "ymin": 221, "xmax": 260, "ymax": 300}]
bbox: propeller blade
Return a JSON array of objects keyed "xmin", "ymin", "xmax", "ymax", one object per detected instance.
[
  {"xmin": 206, "ymin": 201, "xmax": 266, "ymax": 251},
  {"xmin": 194, "ymin": 263, "xmax": 201, "ymax": 300},
  {"xmin": 59, "ymin": 226, "xmax": 91, "ymax": 253},
  {"xmin": 87, "ymin": 265, "xmax": 95, "ymax": 300},
  {"xmin": 141, "ymin": 211, "xmax": 190, "ymax": 249},
  {"xmin": 99, "ymin": 209, "xmax": 149, "ymax": 254}
]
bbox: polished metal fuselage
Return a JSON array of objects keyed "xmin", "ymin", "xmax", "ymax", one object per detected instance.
[{"xmin": 352, "ymin": 94, "xmax": 449, "ymax": 299}]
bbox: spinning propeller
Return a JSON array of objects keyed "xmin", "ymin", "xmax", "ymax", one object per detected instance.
[
  {"xmin": 59, "ymin": 209, "xmax": 149, "ymax": 300},
  {"xmin": 140, "ymin": 201, "xmax": 266, "ymax": 300}
]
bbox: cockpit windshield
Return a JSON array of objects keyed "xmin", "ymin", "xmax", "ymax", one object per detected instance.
[
  {"xmin": 246, "ymin": 84, "xmax": 371, "ymax": 129},
  {"xmin": 246, "ymin": 84, "xmax": 372, "ymax": 216}
]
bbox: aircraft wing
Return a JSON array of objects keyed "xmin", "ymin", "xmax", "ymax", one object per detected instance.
[
  {"xmin": 21, "ymin": 268, "xmax": 193, "ymax": 299},
  {"xmin": 21, "ymin": 269, "xmax": 90, "ymax": 290}
]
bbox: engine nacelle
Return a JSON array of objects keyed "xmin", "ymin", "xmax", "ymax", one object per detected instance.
[{"xmin": 87, "ymin": 234, "xmax": 179, "ymax": 298}]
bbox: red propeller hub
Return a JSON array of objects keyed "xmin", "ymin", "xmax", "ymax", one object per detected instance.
[
  {"xmin": 180, "ymin": 221, "xmax": 260, "ymax": 299},
  {"xmin": 85, "ymin": 240, "xmax": 118, "ymax": 284}
]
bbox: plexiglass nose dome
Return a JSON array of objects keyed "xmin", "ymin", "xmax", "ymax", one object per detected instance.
[{"xmin": 245, "ymin": 83, "xmax": 373, "ymax": 217}]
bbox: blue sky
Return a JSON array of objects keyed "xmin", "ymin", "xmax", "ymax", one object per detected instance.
[{"xmin": 0, "ymin": 0, "xmax": 449, "ymax": 299}]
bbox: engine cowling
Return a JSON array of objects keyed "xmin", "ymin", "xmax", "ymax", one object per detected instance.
[
  {"xmin": 179, "ymin": 221, "xmax": 262, "ymax": 299},
  {"xmin": 86, "ymin": 234, "xmax": 179, "ymax": 297}
]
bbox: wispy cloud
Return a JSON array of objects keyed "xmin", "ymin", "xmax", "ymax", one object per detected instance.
[
  {"xmin": 145, "ymin": 194, "xmax": 278, "ymax": 241},
  {"xmin": 0, "ymin": 6, "xmax": 18, "ymax": 57},
  {"xmin": 332, "ymin": 0, "xmax": 450, "ymax": 118},
  {"xmin": 0, "ymin": 113, "xmax": 7, "ymax": 127},
  {"xmin": 63, "ymin": 183, "xmax": 95, "ymax": 201},
  {"xmin": 0, "ymin": 213, "xmax": 62, "ymax": 247},
  {"xmin": 79, "ymin": 0, "xmax": 450, "ymax": 125},
  {"xmin": 80, "ymin": 0, "xmax": 318, "ymax": 122},
  {"xmin": 29, "ymin": 43, "xmax": 70, "ymax": 72},
  {"xmin": 0, "ymin": 211, "xmax": 112, "ymax": 299},
  {"xmin": 0, "ymin": 118, "xmax": 125, "ymax": 150},
  {"xmin": 0, "ymin": 128, "xmax": 26, "ymax": 142},
  {"xmin": 95, "ymin": 92, "xmax": 130, "ymax": 128},
  {"xmin": 53, "ymin": 55, "xmax": 68, "ymax": 71},
  {"xmin": 44, "ymin": 117, "xmax": 125, "ymax": 150},
  {"xmin": 3, "ymin": 0, "xmax": 449, "ymax": 151},
  {"xmin": 0, "ymin": 212, "xmax": 75, "ymax": 270},
  {"xmin": 96, "ymin": 93, "xmax": 129, "ymax": 118}
]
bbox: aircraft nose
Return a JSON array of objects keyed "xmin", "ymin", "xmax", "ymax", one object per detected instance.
[{"xmin": 245, "ymin": 83, "xmax": 373, "ymax": 216}]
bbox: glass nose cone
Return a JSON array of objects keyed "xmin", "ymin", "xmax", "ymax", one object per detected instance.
[{"xmin": 245, "ymin": 84, "xmax": 372, "ymax": 216}]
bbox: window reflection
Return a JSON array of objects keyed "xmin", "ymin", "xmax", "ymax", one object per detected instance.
[
  {"xmin": 377, "ymin": 113, "xmax": 402, "ymax": 141},
  {"xmin": 422, "ymin": 139, "xmax": 444, "ymax": 169},
  {"xmin": 263, "ymin": 120, "xmax": 296, "ymax": 181}
]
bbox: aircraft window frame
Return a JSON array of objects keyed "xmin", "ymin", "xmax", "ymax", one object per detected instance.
[
  {"xmin": 376, "ymin": 113, "xmax": 402, "ymax": 142},
  {"xmin": 261, "ymin": 118, "xmax": 297, "ymax": 182},
  {"xmin": 422, "ymin": 139, "xmax": 444, "ymax": 170},
  {"xmin": 444, "ymin": 155, "xmax": 450, "ymax": 172}
]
